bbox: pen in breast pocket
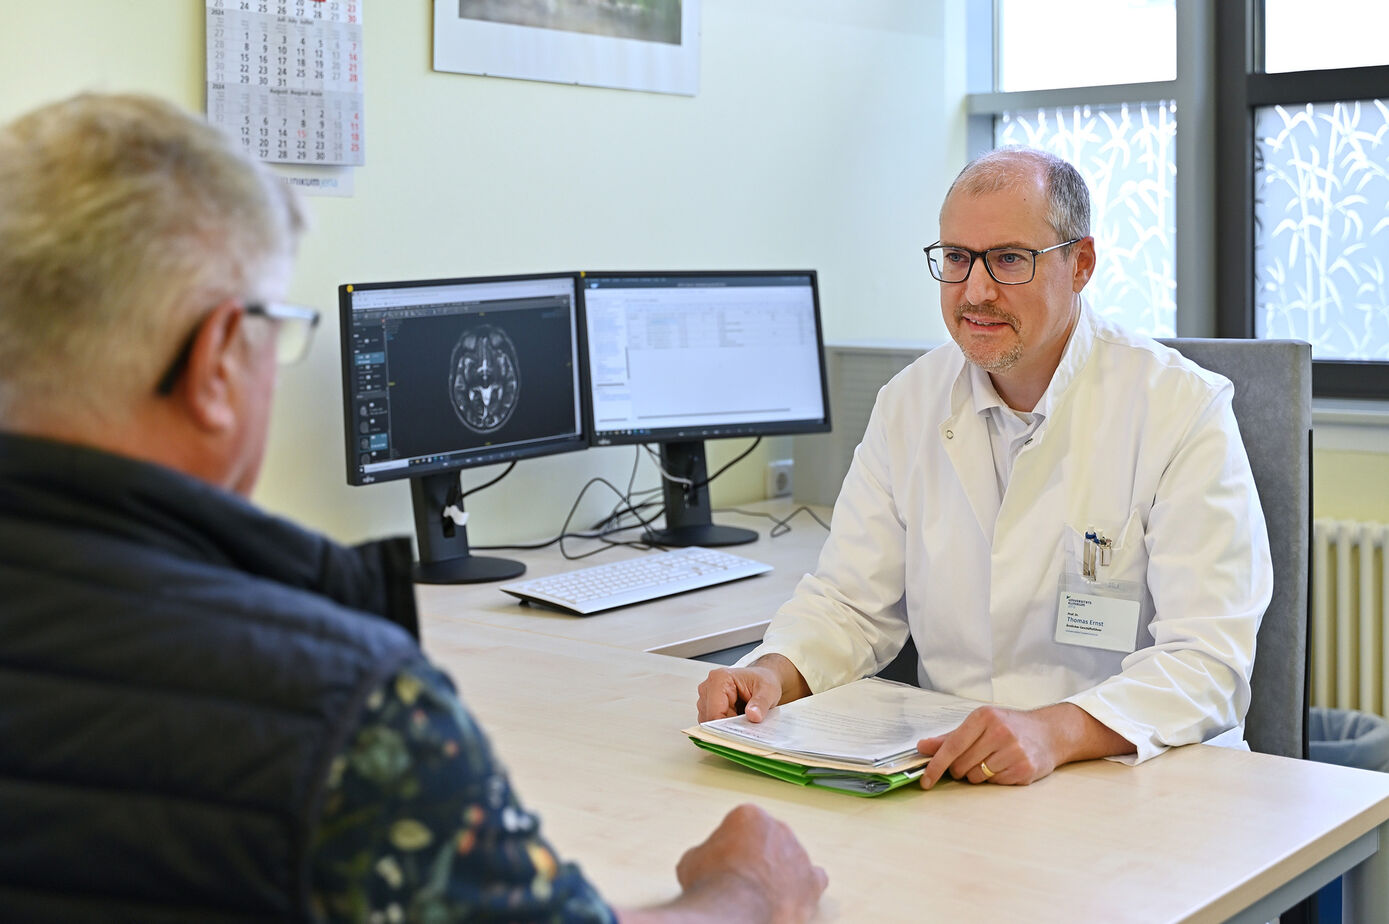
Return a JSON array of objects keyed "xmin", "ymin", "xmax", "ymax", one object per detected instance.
[{"xmin": 1084, "ymin": 527, "xmax": 1096, "ymax": 579}]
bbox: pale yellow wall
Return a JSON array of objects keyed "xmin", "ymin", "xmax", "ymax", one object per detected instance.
[
  {"xmin": 1313, "ymin": 449, "xmax": 1389, "ymax": 523},
  {"xmin": 0, "ymin": 1, "xmax": 967, "ymax": 546}
]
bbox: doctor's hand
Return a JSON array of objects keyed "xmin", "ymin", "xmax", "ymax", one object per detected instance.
[
  {"xmin": 696, "ymin": 654, "xmax": 810, "ymax": 723},
  {"xmin": 915, "ymin": 702, "xmax": 1135, "ymax": 788}
]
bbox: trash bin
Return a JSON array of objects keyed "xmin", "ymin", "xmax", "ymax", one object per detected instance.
[
  {"xmin": 1309, "ymin": 707, "xmax": 1389, "ymax": 772},
  {"xmin": 1307, "ymin": 706, "xmax": 1389, "ymax": 922}
]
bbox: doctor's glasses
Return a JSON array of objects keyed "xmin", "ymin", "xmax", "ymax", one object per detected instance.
[{"xmin": 924, "ymin": 239, "xmax": 1081, "ymax": 286}]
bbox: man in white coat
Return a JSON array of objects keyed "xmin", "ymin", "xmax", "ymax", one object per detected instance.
[{"xmin": 696, "ymin": 147, "xmax": 1273, "ymax": 789}]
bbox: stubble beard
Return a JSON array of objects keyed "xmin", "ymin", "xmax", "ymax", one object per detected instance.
[{"xmin": 952, "ymin": 303, "xmax": 1023, "ymax": 373}]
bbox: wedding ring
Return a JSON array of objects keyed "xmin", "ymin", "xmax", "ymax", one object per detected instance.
[{"xmin": 979, "ymin": 760, "xmax": 996, "ymax": 780}]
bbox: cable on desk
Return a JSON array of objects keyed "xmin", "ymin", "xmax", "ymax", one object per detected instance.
[
  {"xmin": 474, "ymin": 448, "xmax": 657, "ymax": 558},
  {"xmin": 475, "ymin": 442, "xmax": 777, "ymax": 559},
  {"xmin": 715, "ymin": 504, "xmax": 831, "ymax": 538},
  {"xmin": 590, "ymin": 447, "xmax": 664, "ymax": 532},
  {"xmin": 473, "ymin": 470, "xmax": 665, "ymax": 561},
  {"xmin": 590, "ymin": 439, "xmax": 770, "ymax": 543},
  {"xmin": 554, "ymin": 474, "xmax": 668, "ymax": 559}
]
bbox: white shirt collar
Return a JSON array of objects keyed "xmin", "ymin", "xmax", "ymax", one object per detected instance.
[{"xmin": 1031, "ymin": 298, "xmax": 1095, "ymax": 419}]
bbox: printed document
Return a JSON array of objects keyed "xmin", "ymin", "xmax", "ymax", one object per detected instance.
[{"xmin": 697, "ymin": 677, "xmax": 979, "ymax": 768}]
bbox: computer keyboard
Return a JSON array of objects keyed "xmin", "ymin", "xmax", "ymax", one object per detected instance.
[{"xmin": 499, "ymin": 547, "xmax": 773, "ymax": 616}]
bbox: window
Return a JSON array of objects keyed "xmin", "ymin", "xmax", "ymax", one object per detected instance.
[
  {"xmin": 1217, "ymin": 2, "xmax": 1389, "ymax": 396},
  {"xmin": 996, "ymin": 0, "xmax": 1174, "ymax": 91},
  {"xmin": 970, "ymin": 0, "xmax": 1389, "ymax": 397},
  {"xmin": 968, "ymin": 1, "xmax": 1180, "ymax": 340},
  {"xmin": 1253, "ymin": 100, "xmax": 1389, "ymax": 361},
  {"xmin": 1262, "ymin": 0, "xmax": 1389, "ymax": 74},
  {"xmin": 996, "ymin": 102, "xmax": 1177, "ymax": 336}
]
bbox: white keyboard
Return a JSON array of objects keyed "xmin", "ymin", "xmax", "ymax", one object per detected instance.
[{"xmin": 499, "ymin": 547, "xmax": 773, "ymax": 616}]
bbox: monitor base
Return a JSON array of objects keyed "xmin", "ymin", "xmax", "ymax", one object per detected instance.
[
  {"xmin": 413, "ymin": 554, "xmax": 525, "ymax": 585},
  {"xmin": 645, "ymin": 524, "xmax": 758, "ymax": 548}
]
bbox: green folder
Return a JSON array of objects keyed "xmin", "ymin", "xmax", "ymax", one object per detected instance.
[{"xmin": 688, "ymin": 737, "xmax": 924, "ymax": 797}]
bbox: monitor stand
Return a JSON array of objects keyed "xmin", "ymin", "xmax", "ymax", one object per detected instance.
[
  {"xmin": 645, "ymin": 440, "xmax": 757, "ymax": 548},
  {"xmin": 409, "ymin": 472, "xmax": 525, "ymax": 584}
]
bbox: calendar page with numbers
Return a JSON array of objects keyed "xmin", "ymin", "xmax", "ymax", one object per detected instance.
[{"xmin": 205, "ymin": 0, "xmax": 364, "ymax": 166}]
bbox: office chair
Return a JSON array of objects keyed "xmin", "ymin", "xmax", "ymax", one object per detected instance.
[
  {"xmin": 1159, "ymin": 338, "xmax": 1313, "ymax": 762},
  {"xmin": 878, "ymin": 339, "xmax": 1314, "ymax": 762}
]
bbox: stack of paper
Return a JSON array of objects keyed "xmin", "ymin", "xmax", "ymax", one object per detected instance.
[{"xmin": 684, "ymin": 677, "xmax": 980, "ymax": 796}]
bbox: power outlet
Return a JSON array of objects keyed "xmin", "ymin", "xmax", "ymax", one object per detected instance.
[{"xmin": 765, "ymin": 459, "xmax": 794, "ymax": 499}]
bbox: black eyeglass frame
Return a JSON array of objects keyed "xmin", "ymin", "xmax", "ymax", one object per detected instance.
[
  {"xmin": 155, "ymin": 302, "xmax": 321, "ymax": 396},
  {"xmin": 924, "ymin": 238, "xmax": 1083, "ymax": 286}
]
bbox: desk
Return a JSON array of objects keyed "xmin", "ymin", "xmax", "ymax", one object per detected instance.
[
  {"xmin": 416, "ymin": 501, "xmax": 1389, "ymax": 923},
  {"xmin": 416, "ymin": 502, "xmax": 830, "ymax": 655}
]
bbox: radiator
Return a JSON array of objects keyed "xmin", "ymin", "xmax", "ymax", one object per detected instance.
[{"xmin": 1312, "ymin": 518, "xmax": 1389, "ymax": 715}]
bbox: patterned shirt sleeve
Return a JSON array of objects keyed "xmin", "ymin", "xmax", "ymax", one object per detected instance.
[{"xmin": 310, "ymin": 656, "xmax": 617, "ymax": 923}]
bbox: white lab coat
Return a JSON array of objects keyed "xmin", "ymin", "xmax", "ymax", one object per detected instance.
[{"xmin": 747, "ymin": 307, "xmax": 1273, "ymax": 763}]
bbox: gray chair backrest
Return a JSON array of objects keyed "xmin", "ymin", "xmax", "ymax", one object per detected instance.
[{"xmin": 1158, "ymin": 338, "xmax": 1312, "ymax": 760}]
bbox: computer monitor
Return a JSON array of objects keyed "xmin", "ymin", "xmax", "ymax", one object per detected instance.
[
  {"xmin": 339, "ymin": 272, "xmax": 586, "ymax": 584},
  {"xmin": 580, "ymin": 270, "xmax": 831, "ymax": 546}
]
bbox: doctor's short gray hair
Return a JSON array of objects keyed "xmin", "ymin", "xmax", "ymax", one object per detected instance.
[
  {"xmin": 0, "ymin": 93, "xmax": 306, "ymax": 422},
  {"xmin": 943, "ymin": 146, "xmax": 1091, "ymax": 250}
]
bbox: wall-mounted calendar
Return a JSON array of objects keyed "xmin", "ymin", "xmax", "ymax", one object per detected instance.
[{"xmin": 205, "ymin": 0, "xmax": 364, "ymax": 166}]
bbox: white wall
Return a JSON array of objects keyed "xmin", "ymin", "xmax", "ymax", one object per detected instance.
[{"xmin": 0, "ymin": 1, "xmax": 966, "ymax": 546}]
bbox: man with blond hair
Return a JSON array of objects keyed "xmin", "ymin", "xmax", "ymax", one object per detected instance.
[{"xmin": 0, "ymin": 93, "xmax": 825, "ymax": 923}]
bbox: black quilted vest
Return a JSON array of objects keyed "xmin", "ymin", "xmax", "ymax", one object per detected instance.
[{"xmin": 0, "ymin": 433, "xmax": 420, "ymax": 922}]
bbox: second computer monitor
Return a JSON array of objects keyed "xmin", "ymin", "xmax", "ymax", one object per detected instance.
[{"xmin": 581, "ymin": 270, "xmax": 831, "ymax": 546}]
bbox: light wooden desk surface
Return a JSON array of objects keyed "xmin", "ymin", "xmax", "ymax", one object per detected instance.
[
  {"xmin": 416, "ymin": 500, "xmax": 1389, "ymax": 922},
  {"xmin": 421, "ymin": 622, "xmax": 1389, "ymax": 923}
]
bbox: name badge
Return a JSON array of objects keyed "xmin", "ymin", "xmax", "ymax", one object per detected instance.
[{"xmin": 1055, "ymin": 572, "xmax": 1142, "ymax": 653}]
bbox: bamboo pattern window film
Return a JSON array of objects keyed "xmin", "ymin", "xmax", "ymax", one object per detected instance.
[
  {"xmin": 997, "ymin": 102, "xmax": 1178, "ymax": 337},
  {"xmin": 1255, "ymin": 100, "xmax": 1389, "ymax": 361}
]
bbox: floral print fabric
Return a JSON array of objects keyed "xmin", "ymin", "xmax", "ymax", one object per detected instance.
[{"xmin": 311, "ymin": 657, "xmax": 616, "ymax": 923}]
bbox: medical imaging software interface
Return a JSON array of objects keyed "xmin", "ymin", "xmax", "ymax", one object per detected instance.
[
  {"xmin": 344, "ymin": 275, "xmax": 583, "ymax": 485},
  {"xmin": 582, "ymin": 273, "xmax": 827, "ymax": 443}
]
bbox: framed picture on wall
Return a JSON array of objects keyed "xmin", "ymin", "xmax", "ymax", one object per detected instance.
[{"xmin": 432, "ymin": 0, "xmax": 700, "ymax": 96}]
